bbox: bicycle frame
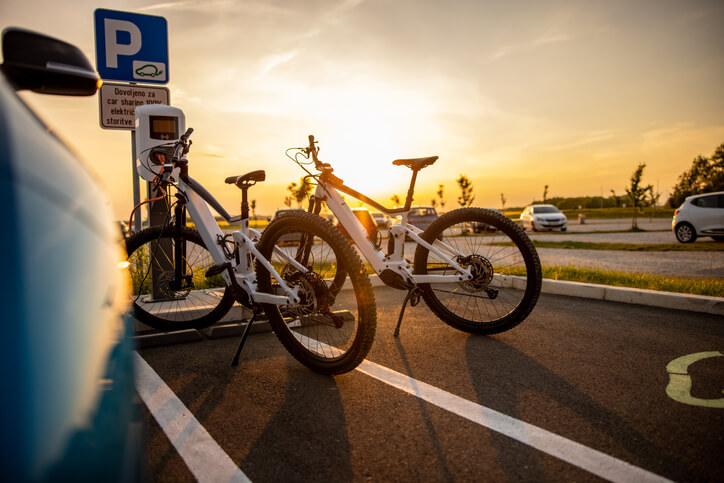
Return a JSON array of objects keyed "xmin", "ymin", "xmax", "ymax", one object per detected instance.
[
  {"xmin": 175, "ymin": 177, "xmax": 303, "ymax": 306},
  {"xmin": 310, "ymin": 172, "xmax": 473, "ymax": 287}
]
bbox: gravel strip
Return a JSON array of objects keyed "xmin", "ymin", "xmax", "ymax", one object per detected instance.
[{"xmin": 536, "ymin": 247, "xmax": 724, "ymax": 279}]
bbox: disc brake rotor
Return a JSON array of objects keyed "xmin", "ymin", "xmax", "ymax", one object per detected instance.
[
  {"xmin": 456, "ymin": 254, "xmax": 494, "ymax": 293},
  {"xmin": 284, "ymin": 269, "xmax": 334, "ymax": 316},
  {"xmin": 157, "ymin": 271, "xmax": 192, "ymax": 299}
]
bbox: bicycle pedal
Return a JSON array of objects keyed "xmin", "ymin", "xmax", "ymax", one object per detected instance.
[
  {"xmin": 410, "ymin": 288, "xmax": 422, "ymax": 307},
  {"xmin": 206, "ymin": 262, "xmax": 230, "ymax": 278}
]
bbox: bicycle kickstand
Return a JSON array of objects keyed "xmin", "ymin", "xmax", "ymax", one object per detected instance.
[
  {"xmin": 393, "ymin": 287, "xmax": 422, "ymax": 337},
  {"xmin": 231, "ymin": 306, "xmax": 261, "ymax": 366}
]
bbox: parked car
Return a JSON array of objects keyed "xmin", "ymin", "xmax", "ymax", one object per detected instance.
[
  {"xmin": 406, "ymin": 206, "xmax": 439, "ymax": 231},
  {"xmin": 520, "ymin": 204, "xmax": 568, "ymax": 231},
  {"xmin": 0, "ymin": 28, "xmax": 141, "ymax": 480},
  {"xmin": 672, "ymin": 191, "xmax": 724, "ymax": 243},
  {"xmin": 473, "ymin": 208, "xmax": 502, "ymax": 233},
  {"xmin": 271, "ymin": 208, "xmax": 306, "ymax": 220},
  {"xmin": 270, "ymin": 208, "xmax": 306, "ymax": 243},
  {"xmin": 371, "ymin": 211, "xmax": 388, "ymax": 229},
  {"xmin": 337, "ymin": 207, "xmax": 379, "ymax": 242}
]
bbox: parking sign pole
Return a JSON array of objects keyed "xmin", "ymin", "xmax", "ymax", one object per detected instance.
[
  {"xmin": 94, "ymin": 9, "xmax": 170, "ymax": 232},
  {"xmin": 130, "ymin": 130, "xmax": 142, "ymax": 233}
]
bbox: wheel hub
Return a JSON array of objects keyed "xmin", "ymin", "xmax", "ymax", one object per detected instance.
[
  {"xmin": 284, "ymin": 268, "xmax": 334, "ymax": 316},
  {"xmin": 456, "ymin": 254, "xmax": 494, "ymax": 293},
  {"xmin": 157, "ymin": 271, "xmax": 192, "ymax": 299}
]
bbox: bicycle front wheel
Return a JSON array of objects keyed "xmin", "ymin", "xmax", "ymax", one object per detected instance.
[
  {"xmin": 126, "ymin": 226, "xmax": 235, "ymax": 331},
  {"xmin": 256, "ymin": 212, "xmax": 377, "ymax": 375},
  {"xmin": 413, "ymin": 207, "xmax": 541, "ymax": 334}
]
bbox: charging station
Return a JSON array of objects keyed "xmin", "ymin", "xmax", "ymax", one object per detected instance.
[
  {"xmin": 134, "ymin": 105, "xmax": 186, "ymax": 300},
  {"xmin": 134, "ymin": 104, "xmax": 186, "ymax": 182}
]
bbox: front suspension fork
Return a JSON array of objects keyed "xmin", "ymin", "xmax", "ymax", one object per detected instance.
[{"xmin": 172, "ymin": 198, "xmax": 187, "ymax": 290}]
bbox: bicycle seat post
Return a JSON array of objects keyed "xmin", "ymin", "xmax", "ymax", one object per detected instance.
[
  {"xmin": 225, "ymin": 170, "xmax": 266, "ymax": 222},
  {"xmin": 240, "ymin": 184, "xmax": 250, "ymax": 221},
  {"xmin": 403, "ymin": 169, "xmax": 420, "ymax": 211},
  {"xmin": 391, "ymin": 156, "xmax": 438, "ymax": 211}
]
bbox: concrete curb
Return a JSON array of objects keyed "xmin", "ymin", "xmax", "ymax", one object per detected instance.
[
  {"xmin": 134, "ymin": 319, "xmax": 272, "ymax": 349},
  {"xmin": 540, "ymin": 278, "xmax": 723, "ymax": 316},
  {"xmin": 133, "ymin": 304, "xmax": 272, "ymax": 348},
  {"xmin": 363, "ymin": 274, "xmax": 723, "ymax": 316},
  {"xmin": 134, "ymin": 273, "xmax": 722, "ymax": 347}
]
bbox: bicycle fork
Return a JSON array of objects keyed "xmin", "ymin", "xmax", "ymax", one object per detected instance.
[{"xmin": 171, "ymin": 197, "xmax": 187, "ymax": 292}]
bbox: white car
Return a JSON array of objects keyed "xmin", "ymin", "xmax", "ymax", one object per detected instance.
[
  {"xmin": 520, "ymin": 204, "xmax": 568, "ymax": 231},
  {"xmin": 672, "ymin": 191, "xmax": 724, "ymax": 243}
]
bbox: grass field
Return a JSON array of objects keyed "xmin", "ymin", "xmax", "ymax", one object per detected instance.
[
  {"xmin": 541, "ymin": 265, "xmax": 724, "ymax": 298},
  {"xmin": 208, "ymin": 219, "xmax": 270, "ymax": 231}
]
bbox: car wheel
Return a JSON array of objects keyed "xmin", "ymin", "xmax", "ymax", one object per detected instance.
[
  {"xmin": 561, "ymin": 227, "xmax": 567, "ymax": 232},
  {"xmin": 675, "ymin": 223, "xmax": 696, "ymax": 243}
]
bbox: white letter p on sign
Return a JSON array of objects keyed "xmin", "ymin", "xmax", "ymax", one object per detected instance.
[{"xmin": 104, "ymin": 19, "xmax": 142, "ymax": 68}]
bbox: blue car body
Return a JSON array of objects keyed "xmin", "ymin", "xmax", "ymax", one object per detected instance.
[{"xmin": 0, "ymin": 29, "xmax": 141, "ymax": 481}]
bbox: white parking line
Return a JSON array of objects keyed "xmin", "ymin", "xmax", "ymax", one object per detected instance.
[
  {"xmin": 135, "ymin": 349, "xmax": 672, "ymax": 482},
  {"xmin": 134, "ymin": 352, "xmax": 251, "ymax": 483},
  {"xmin": 357, "ymin": 359, "xmax": 672, "ymax": 483}
]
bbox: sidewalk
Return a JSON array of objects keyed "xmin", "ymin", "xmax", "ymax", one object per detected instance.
[{"xmin": 134, "ymin": 274, "xmax": 723, "ymax": 347}]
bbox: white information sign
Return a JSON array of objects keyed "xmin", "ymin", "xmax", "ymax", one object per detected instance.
[{"xmin": 98, "ymin": 82, "xmax": 170, "ymax": 130}]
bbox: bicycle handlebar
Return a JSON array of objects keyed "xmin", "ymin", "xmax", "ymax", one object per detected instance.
[
  {"xmin": 171, "ymin": 127, "xmax": 194, "ymax": 162},
  {"xmin": 306, "ymin": 134, "xmax": 323, "ymax": 169}
]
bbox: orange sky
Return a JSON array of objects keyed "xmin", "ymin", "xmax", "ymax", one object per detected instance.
[{"xmin": 3, "ymin": 0, "xmax": 723, "ymax": 219}]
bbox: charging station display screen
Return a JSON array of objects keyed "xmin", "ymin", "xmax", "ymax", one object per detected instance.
[{"xmin": 149, "ymin": 116, "xmax": 178, "ymax": 140}]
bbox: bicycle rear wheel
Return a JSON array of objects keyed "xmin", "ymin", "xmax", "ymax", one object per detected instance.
[
  {"xmin": 126, "ymin": 226, "xmax": 235, "ymax": 331},
  {"xmin": 413, "ymin": 207, "xmax": 541, "ymax": 334},
  {"xmin": 256, "ymin": 212, "xmax": 376, "ymax": 375}
]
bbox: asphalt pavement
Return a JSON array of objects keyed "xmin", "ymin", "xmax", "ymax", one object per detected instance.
[
  {"xmin": 137, "ymin": 285, "xmax": 724, "ymax": 482},
  {"xmin": 134, "ymin": 216, "xmax": 723, "ymax": 481}
]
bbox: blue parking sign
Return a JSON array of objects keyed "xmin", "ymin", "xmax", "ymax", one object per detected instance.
[{"xmin": 94, "ymin": 9, "xmax": 169, "ymax": 84}]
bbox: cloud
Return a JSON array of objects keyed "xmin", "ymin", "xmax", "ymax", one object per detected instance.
[
  {"xmin": 490, "ymin": 32, "xmax": 570, "ymax": 61},
  {"xmin": 138, "ymin": 0, "xmax": 292, "ymax": 16},
  {"xmin": 539, "ymin": 130, "xmax": 619, "ymax": 152},
  {"xmin": 137, "ymin": 1, "xmax": 198, "ymax": 12},
  {"xmin": 258, "ymin": 50, "xmax": 297, "ymax": 79}
]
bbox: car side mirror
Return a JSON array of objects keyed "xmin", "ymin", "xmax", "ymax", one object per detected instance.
[{"xmin": 1, "ymin": 27, "xmax": 100, "ymax": 96}]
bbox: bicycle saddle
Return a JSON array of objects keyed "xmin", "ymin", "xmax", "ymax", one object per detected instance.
[
  {"xmin": 225, "ymin": 170, "xmax": 266, "ymax": 188},
  {"xmin": 392, "ymin": 156, "xmax": 438, "ymax": 170}
]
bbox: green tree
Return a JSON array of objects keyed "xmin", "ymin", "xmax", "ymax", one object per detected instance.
[
  {"xmin": 625, "ymin": 163, "xmax": 653, "ymax": 230},
  {"xmin": 609, "ymin": 189, "xmax": 620, "ymax": 207},
  {"xmin": 285, "ymin": 181, "xmax": 297, "ymax": 208},
  {"xmin": 456, "ymin": 174, "xmax": 475, "ymax": 207},
  {"xmin": 500, "ymin": 192, "xmax": 507, "ymax": 210},
  {"xmin": 543, "ymin": 184, "xmax": 549, "ymax": 203},
  {"xmin": 286, "ymin": 178, "xmax": 313, "ymax": 208},
  {"xmin": 668, "ymin": 143, "xmax": 724, "ymax": 207},
  {"xmin": 294, "ymin": 177, "xmax": 313, "ymax": 207},
  {"xmin": 391, "ymin": 194, "xmax": 401, "ymax": 207},
  {"xmin": 648, "ymin": 187, "xmax": 661, "ymax": 220},
  {"xmin": 436, "ymin": 184, "xmax": 446, "ymax": 213},
  {"xmin": 250, "ymin": 199, "xmax": 257, "ymax": 219}
]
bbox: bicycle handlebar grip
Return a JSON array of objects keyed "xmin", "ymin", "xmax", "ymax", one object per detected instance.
[{"xmin": 308, "ymin": 134, "xmax": 322, "ymax": 166}]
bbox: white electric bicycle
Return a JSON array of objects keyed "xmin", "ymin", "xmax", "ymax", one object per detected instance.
[
  {"xmin": 288, "ymin": 135, "xmax": 542, "ymax": 336},
  {"xmin": 125, "ymin": 129, "xmax": 376, "ymax": 374}
]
